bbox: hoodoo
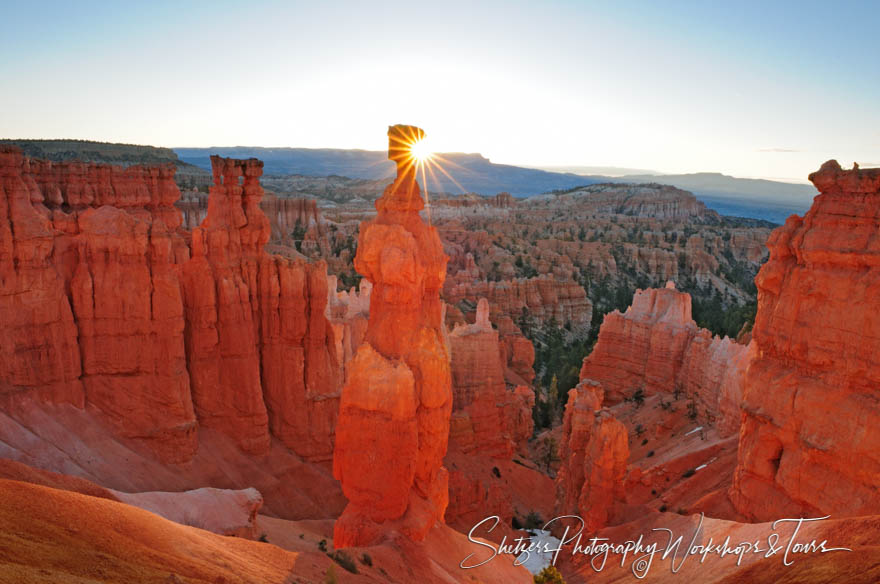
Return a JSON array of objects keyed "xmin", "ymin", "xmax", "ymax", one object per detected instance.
[
  {"xmin": 731, "ymin": 161, "xmax": 880, "ymax": 519},
  {"xmin": 332, "ymin": 125, "xmax": 454, "ymax": 548}
]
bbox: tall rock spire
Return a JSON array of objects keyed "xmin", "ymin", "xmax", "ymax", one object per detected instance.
[{"xmin": 333, "ymin": 125, "xmax": 453, "ymax": 548}]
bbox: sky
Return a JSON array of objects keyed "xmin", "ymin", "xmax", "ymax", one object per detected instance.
[{"xmin": 1, "ymin": 0, "xmax": 878, "ymax": 183}]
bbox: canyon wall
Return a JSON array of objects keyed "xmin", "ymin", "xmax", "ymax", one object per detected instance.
[
  {"xmin": 332, "ymin": 125, "xmax": 453, "ymax": 548},
  {"xmin": 444, "ymin": 298, "xmax": 539, "ymax": 536},
  {"xmin": 554, "ymin": 379, "xmax": 629, "ymax": 533},
  {"xmin": 444, "ymin": 276, "xmax": 593, "ymax": 336},
  {"xmin": 580, "ymin": 282, "xmax": 751, "ymax": 435},
  {"xmin": 446, "ymin": 298, "xmax": 534, "ymax": 459},
  {"xmin": 731, "ymin": 161, "xmax": 880, "ymax": 519},
  {"xmin": 0, "ymin": 146, "xmax": 339, "ymax": 464}
]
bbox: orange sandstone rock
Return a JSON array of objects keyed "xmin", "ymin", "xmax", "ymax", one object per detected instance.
[
  {"xmin": 732, "ymin": 161, "xmax": 880, "ymax": 519},
  {"xmin": 0, "ymin": 147, "xmax": 341, "ymax": 465},
  {"xmin": 0, "ymin": 146, "xmax": 197, "ymax": 462},
  {"xmin": 581, "ymin": 283, "xmax": 751, "ymax": 435},
  {"xmin": 333, "ymin": 125, "xmax": 453, "ymax": 548},
  {"xmin": 554, "ymin": 379, "xmax": 629, "ymax": 533}
]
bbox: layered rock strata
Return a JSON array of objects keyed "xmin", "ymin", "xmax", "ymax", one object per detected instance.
[
  {"xmin": 580, "ymin": 282, "xmax": 751, "ymax": 435},
  {"xmin": 332, "ymin": 125, "xmax": 453, "ymax": 548},
  {"xmin": 0, "ymin": 146, "xmax": 339, "ymax": 464},
  {"xmin": 732, "ymin": 161, "xmax": 880, "ymax": 519}
]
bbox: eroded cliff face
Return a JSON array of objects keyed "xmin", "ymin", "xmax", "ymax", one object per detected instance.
[
  {"xmin": 0, "ymin": 146, "xmax": 339, "ymax": 464},
  {"xmin": 580, "ymin": 282, "xmax": 752, "ymax": 435},
  {"xmin": 0, "ymin": 146, "xmax": 197, "ymax": 462},
  {"xmin": 444, "ymin": 276, "xmax": 593, "ymax": 337},
  {"xmin": 332, "ymin": 125, "xmax": 453, "ymax": 548},
  {"xmin": 731, "ymin": 161, "xmax": 880, "ymax": 519},
  {"xmin": 447, "ymin": 299, "xmax": 533, "ymax": 458},
  {"xmin": 554, "ymin": 379, "xmax": 629, "ymax": 533},
  {"xmin": 443, "ymin": 298, "xmax": 547, "ymax": 539}
]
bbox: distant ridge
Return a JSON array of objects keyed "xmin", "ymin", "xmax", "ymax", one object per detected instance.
[
  {"xmin": 0, "ymin": 140, "xmax": 815, "ymax": 223},
  {"xmin": 174, "ymin": 147, "xmax": 601, "ymax": 197}
]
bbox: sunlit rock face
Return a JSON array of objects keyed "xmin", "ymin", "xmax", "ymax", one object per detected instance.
[
  {"xmin": 332, "ymin": 125, "xmax": 454, "ymax": 548},
  {"xmin": 731, "ymin": 161, "xmax": 880, "ymax": 520},
  {"xmin": 0, "ymin": 146, "xmax": 340, "ymax": 464},
  {"xmin": 580, "ymin": 282, "xmax": 751, "ymax": 436}
]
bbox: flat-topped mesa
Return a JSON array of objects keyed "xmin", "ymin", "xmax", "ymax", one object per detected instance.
[
  {"xmin": 333, "ymin": 125, "xmax": 453, "ymax": 548},
  {"xmin": 731, "ymin": 161, "xmax": 880, "ymax": 520}
]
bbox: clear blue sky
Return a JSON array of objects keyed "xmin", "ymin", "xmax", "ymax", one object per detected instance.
[{"xmin": 1, "ymin": 0, "xmax": 877, "ymax": 182}]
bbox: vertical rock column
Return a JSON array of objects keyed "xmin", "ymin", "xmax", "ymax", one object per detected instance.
[
  {"xmin": 333, "ymin": 125, "xmax": 453, "ymax": 548},
  {"xmin": 181, "ymin": 156, "xmax": 271, "ymax": 455}
]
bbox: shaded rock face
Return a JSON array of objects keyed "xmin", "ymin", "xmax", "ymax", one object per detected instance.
[
  {"xmin": 332, "ymin": 125, "xmax": 453, "ymax": 548},
  {"xmin": 111, "ymin": 486, "xmax": 264, "ymax": 539},
  {"xmin": 0, "ymin": 146, "xmax": 197, "ymax": 462},
  {"xmin": 447, "ymin": 298, "xmax": 534, "ymax": 459},
  {"xmin": 0, "ymin": 146, "xmax": 339, "ymax": 464},
  {"xmin": 444, "ymin": 298, "xmax": 538, "ymax": 539},
  {"xmin": 580, "ymin": 283, "xmax": 751, "ymax": 435},
  {"xmin": 554, "ymin": 380, "xmax": 628, "ymax": 533},
  {"xmin": 732, "ymin": 161, "xmax": 880, "ymax": 520},
  {"xmin": 444, "ymin": 276, "xmax": 593, "ymax": 337}
]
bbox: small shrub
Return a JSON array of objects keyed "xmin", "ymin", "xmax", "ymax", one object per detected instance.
[
  {"xmin": 635, "ymin": 424, "xmax": 644, "ymax": 437},
  {"xmin": 360, "ymin": 553, "xmax": 373, "ymax": 567},
  {"xmin": 512, "ymin": 516, "xmax": 523, "ymax": 530},
  {"xmin": 659, "ymin": 504, "xmax": 668, "ymax": 512},
  {"xmin": 524, "ymin": 511, "xmax": 543, "ymax": 530},
  {"xmin": 678, "ymin": 508, "xmax": 688, "ymax": 515},
  {"xmin": 632, "ymin": 388, "xmax": 645, "ymax": 407},
  {"xmin": 318, "ymin": 539, "xmax": 328, "ymax": 552},
  {"xmin": 641, "ymin": 438, "xmax": 648, "ymax": 446},
  {"xmin": 492, "ymin": 466, "xmax": 501, "ymax": 478},
  {"xmin": 651, "ymin": 489, "xmax": 657, "ymax": 496},
  {"xmin": 258, "ymin": 533, "xmax": 269, "ymax": 543},
  {"xmin": 328, "ymin": 550, "xmax": 358, "ymax": 574},
  {"xmin": 534, "ymin": 565, "xmax": 567, "ymax": 584},
  {"xmin": 682, "ymin": 468, "xmax": 696, "ymax": 478},
  {"xmin": 647, "ymin": 450, "xmax": 655, "ymax": 458}
]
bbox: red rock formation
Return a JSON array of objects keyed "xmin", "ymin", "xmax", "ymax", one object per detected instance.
[
  {"xmin": 444, "ymin": 276, "xmax": 593, "ymax": 336},
  {"xmin": 333, "ymin": 125, "xmax": 453, "ymax": 548},
  {"xmin": 732, "ymin": 161, "xmax": 880, "ymax": 520},
  {"xmin": 0, "ymin": 146, "xmax": 340, "ymax": 464},
  {"xmin": 447, "ymin": 299, "xmax": 533, "ymax": 458},
  {"xmin": 325, "ymin": 275, "xmax": 371, "ymax": 382},
  {"xmin": 580, "ymin": 282, "xmax": 751, "ymax": 435},
  {"xmin": 554, "ymin": 379, "xmax": 629, "ymax": 532},
  {"xmin": 0, "ymin": 146, "xmax": 197, "ymax": 462},
  {"xmin": 262, "ymin": 195, "xmax": 332, "ymax": 257},
  {"xmin": 181, "ymin": 156, "xmax": 339, "ymax": 459}
]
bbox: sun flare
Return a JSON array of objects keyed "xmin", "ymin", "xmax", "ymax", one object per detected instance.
[{"xmin": 409, "ymin": 138, "xmax": 433, "ymax": 163}]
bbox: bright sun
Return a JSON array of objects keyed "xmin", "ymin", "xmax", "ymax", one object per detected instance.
[{"xmin": 409, "ymin": 139, "xmax": 433, "ymax": 163}]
